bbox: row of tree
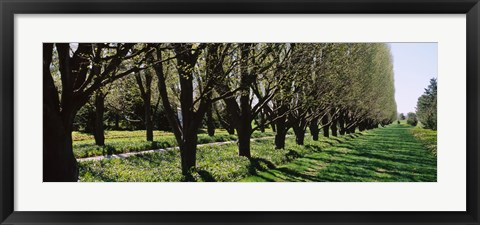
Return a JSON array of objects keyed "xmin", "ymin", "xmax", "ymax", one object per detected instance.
[
  {"xmin": 43, "ymin": 43, "xmax": 397, "ymax": 181},
  {"xmin": 399, "ymin": 78, "xmax": 437, "ymax": 130}
]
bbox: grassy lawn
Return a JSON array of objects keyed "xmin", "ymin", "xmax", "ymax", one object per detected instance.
[
  {"xmin": 78, "ymin": 132, "xmax": 360, "ymax": 182},
  {"xmin": 242, "ymin": 123, "xmax": 437, "ymax": 182},
  {"xmin": 78, "ymin": 124, "xmax": 437, "ymax": 182},
  {"xmin": 410, "ymin": 126, "xmax": 437, "ymax": 156},
  {"xmin": 72, "ymin": 129, "xmax": 277, "ymax": 158},
  {"xmin": 73, "ymin": 130, "xmax": 181, "ymax": 142}
]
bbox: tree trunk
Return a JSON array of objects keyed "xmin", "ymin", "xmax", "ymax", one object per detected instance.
[
  {"xmin": 85, "ymin": 110, "xmax": 95, "ymax": 134},
  {"xmin": 114, "ymin": 114, "xmax": 120, "ymax": 130},
  {"xmin": 275, "ymin": 120, "xmax": 288, "ymax": 149},
  {"xmin": 258, "ymin": 110, "xmax": 265, "ymax": 133},
  {"xmin": 322, "ymin": 114, "xmax": 330, "ymax": 138},
  {"xmin": 144, "ymin": 94, "xmax": 153, "ymax": 142},
  {"xmin": 43, "ymin": 43, "xmax": 134, "ymax": 182},
  {"xmin": 345, "ymin": 116, "xmax": 352, "ymax": 134},
  {"xmin": 274, "ymin": 105, "xmax": 288, "ymax": 149},
  {"xmin": 235, "ymin": 43, "xmax": 253, "ymax": 158},
  {"xmin": 331, "ymin": 117, "xmax": 338, "ymax": 137},
  {"xmin": 359, "ymin": 125, "xmax": 364, "ymax": 132},
  {"xmin": 206, "ymin": 103, "xmax": 215, "ymax": 136},
  {"xmin": 339, "ymin": 114, "xmax": 346, "ymax": 135},
  {"xmin": 215, "ymin": 106, "xmax": 235, "ymax": 135},
  {"xmin": 223, "ymin": 117, "xmax": 235, "ymax": 135},
  {"xmin": 94, "ymin": 91, "xmax": 105, "ymax": 146},
  {"xmin": 180, "ymin": 132, "xmax": 198, "ymax": 175},
  {"xmin": 43, "ymin": 107, "xmax": 78, "ymax": 182},
  {"xmin": 135, "ymin": 69, "xmax": 154, "ymax": 142},
  {"xmin": 309, "ymin": 117, "xmax": 319, "ymax": 141},
  {"xmin": 275, "ymin": 130, "xmax": 287, "ymax": 149},
  {"xmin": 293, "ymin": 125, "xmax": 305, "ymax": 145},
  {"xmin": 237, "ymin": 121, "xmax": 251, "ymax": 157},
  {"xmin": 348, "ymin": 122, "xmax": 356, "ymax": 133},
  {"xmin": 359, "ymin": 121, "xmax": 365, "ymax": 131},
  {"xmin": 43, "ymin": 43, "xmax": 79, "ymax": 182}
]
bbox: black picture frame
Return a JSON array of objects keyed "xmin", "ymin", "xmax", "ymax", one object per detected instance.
[{"xmin": 1, "ymin": 0, "xmax": 479, "ymax": 224}]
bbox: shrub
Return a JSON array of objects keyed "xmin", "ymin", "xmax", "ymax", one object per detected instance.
[{"xmin": 406, "ymin": 112, "xmax": 418, "ymax": 126}]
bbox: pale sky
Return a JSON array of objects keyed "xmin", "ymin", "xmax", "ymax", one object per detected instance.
[{"xmin": 389, "ymin": 43, "xmax": 438, "ymax": 115}]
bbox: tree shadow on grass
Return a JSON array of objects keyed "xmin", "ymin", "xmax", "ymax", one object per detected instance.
[
  {"xmin": 275, "ymin": 167, "xmax": 322, "ymax": 181},
  {"xmin": 197, "ymin": 169, "xmax": 216, "ymax": 182},
  {"xmin": 252, "ymin": 172, "xmax": 277, "ymax": 182},
  {"xmin": 255, "ymin": 167, "xmax": 323, "ymax": 182},
  {"xmin": 330, "ymin": 138, "xmax": 343, "ymax": 144},
  {"xmin": 305, "ymin": 144, "xmax": 323, "ymax": 152},
  {"xmin": 181, "ymin": 169, "xmax": 216, "ymax": 182},
  {"xmin": 325, "ymin": 142, "xmax": 335, "ymax": 147},
  {"xmin": 102, "ymin": 145, "xmax": 116, "ymax": 155},
  {"xmin": 285, "ymin": 150, "xmax": 302, "ymax": 160},
  {"xmin": 248, "ymin": 157, "xmax": 276, "ymax": 175},
  {"xmin": 261, "ymin": 151, "xmax": 435, "ymax": 182},
  {"xmin": 248, "ymin": 125, "xmax": 437, "ymax": 182}
]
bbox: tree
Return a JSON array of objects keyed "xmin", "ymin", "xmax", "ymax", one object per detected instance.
[
  {"xmin": 416, "ymin": 78, "xmax": 437, "ymax": 130},
  {"xmin": 399, "ymin": 113, "xmax": 406, "ymax": 120},
  {"xmin": 286, "ymin": 44, "xmax": 325, "ymax": 144},
  {"xmin": 134, "ymin": 50, "xmax": 155, "ymax": 141},
  {"xmin": 101, "ymin": 73, "xmax": 159, "ymax": 131},
  {"xmin": 151, "ymin": 43, "xmax": 236, "ymax": 175},
  {"xmin": 270, "ymin": 43, "xmax": 396, "ymax": 147},
  {"xmin": 407, "ymin": 112, "xmax": 418, "ymax": 126},
  {"xmin": 217, "ymin": 44, "xmax": 286, "ymax": 157},
  {"xmin": 297, "ymin": 43, "xmax": 395, "ymax": 141},
  {"xmin": 268, "ymin": 44, "xmax": 297, "ymax": 149},
  {"xmin": 44, "ymin": 43, "xmax": 146, "ymax": 181}
]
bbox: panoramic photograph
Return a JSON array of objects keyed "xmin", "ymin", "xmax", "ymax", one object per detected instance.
[{"xmin": 43, "ymin": 43, "xmax": 437, "ymax": 182}]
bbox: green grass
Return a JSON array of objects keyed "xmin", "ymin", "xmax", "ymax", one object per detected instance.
[
  {"xmin": 78, "ymin": 124, "xmax": 437, "ymax": 182},
  {"xmin": 242, "ymin": 123, "xmax": 437, "ymax": 182},
  {"xmin": 73, "ymin": 129, "xmax": 277, "ymax": 158},
  {"xmin": 72, "ymin": 130, "xmax": 178, "ymax": 142},
  {"xmin": 78, "ymin": 133, "xmax": 359, "ymax": 182},
  {"xmin": 410, "ymin": 126, "xmax": 437, "ymax": 156}
]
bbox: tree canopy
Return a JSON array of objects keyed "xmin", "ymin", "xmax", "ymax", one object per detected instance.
[{"xmin": 416, "ymin": 78, "xmax": 437, "ymax": 130}]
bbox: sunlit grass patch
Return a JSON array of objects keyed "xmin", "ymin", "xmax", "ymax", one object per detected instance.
[
  {"xmin": 73, "ymin": 129, "xmax": 277, "ymax": 158},
  {"xmin": 410, "ymin": 127, "xmax": 437, "ymax": 156}
]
